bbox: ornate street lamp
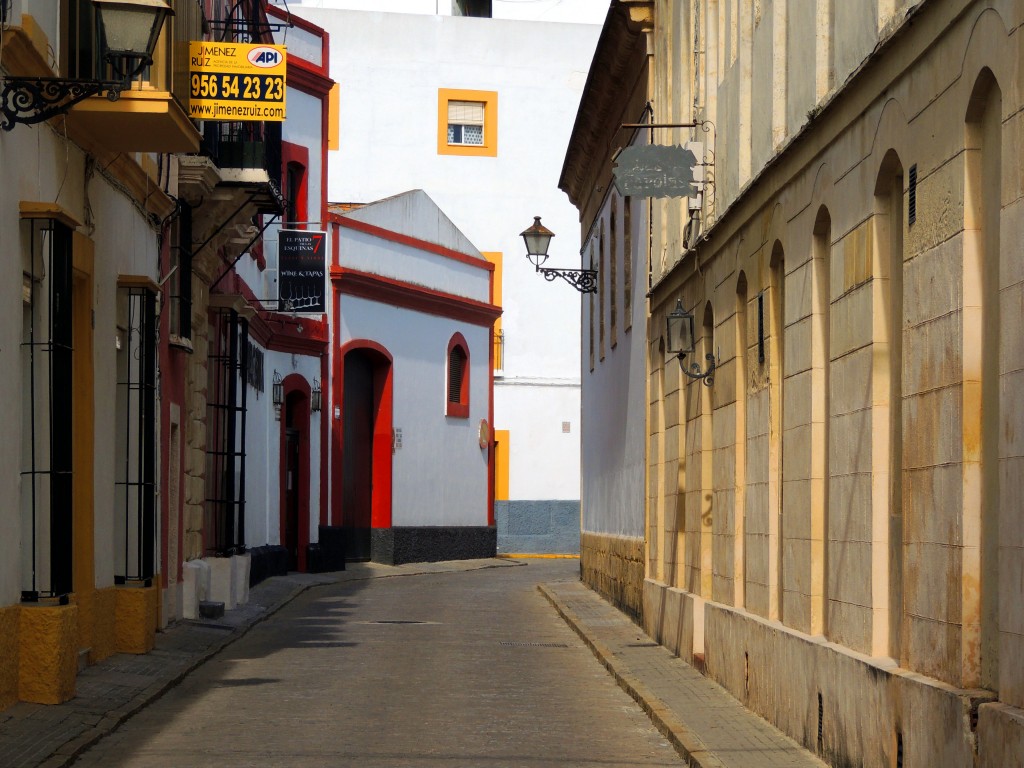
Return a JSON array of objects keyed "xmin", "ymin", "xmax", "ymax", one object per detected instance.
[
  {"xmin": 0, "ymin": 0, "xmax": 174, "ymax": 130},
  {"xmin": 520, "ymin": 216, "xmax": 597, "ymax": 294},
  {"xmin": 666, "ymin": 299, "xmax": 716, "ymax": 386}
]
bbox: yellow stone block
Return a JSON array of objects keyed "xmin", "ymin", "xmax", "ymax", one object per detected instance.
[
  {"xmin": 115, "ymin": 583, "xmax": 159, "ymax": 654},
  {"xmin": 0, "ymin": 605, "xmax": 19, "ymax": 711},
  {"xmin": 19, "ymin": 602, "xmax": 78, "ymax": 705},
  {"xmin": 72, "ymin": 589, "xmax": 94, "ymax": 662},
  {"xmin": 91, "ymin": 587, "xmax": 118, "ymax": 664}
]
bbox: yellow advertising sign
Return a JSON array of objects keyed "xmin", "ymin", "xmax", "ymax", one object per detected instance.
[{"xmin": 189, "ymin": 42, "xmax": 286, "ymax": 122}]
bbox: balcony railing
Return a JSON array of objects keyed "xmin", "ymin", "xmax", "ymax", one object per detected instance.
[{"xmin": 494, "ymin": 329, "xmax": 504, "ymax": 375}]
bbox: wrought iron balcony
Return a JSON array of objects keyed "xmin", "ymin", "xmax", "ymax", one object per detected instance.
[{"xmin": 199, "ymin": 121, "xmax": 284, "ymax": 214}]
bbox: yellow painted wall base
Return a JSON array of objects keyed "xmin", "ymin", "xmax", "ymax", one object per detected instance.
[
  {"xmin": 72, "ymin": 589, "xmax": 94, "ymax": 661},
  {"xmin": 0, "ymin": 605, "xmax": 19, "ymax": 711},
  {"xmin": 114, "ymin": 583, "xmax": 158, "ymax": 654},
  {"xmin": 91, "ymin": 587, "xmax": 117, "ymax": 664},
  {"xmin": 18, "ymin": 603, "xmax": 78, "ymax": 705}
]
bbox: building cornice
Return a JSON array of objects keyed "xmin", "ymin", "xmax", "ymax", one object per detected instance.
[
  {"xmin": 559, "ymin": 1, "xmax": 652, "ymax": 208},
  {"xmin": 331, "ymin": 266, "xmax": 501, "ymax": 327}
]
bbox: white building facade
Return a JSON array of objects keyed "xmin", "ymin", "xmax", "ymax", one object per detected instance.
[
  {"xmin": 329, "ymin": 190, "xmax": 500, "ymax": 562},
  {"xmin": 293, "ymin": 5, "xmax": 602, "ymax": 553}
]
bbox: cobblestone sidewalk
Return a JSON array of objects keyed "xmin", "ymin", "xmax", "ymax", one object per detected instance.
[
  {"xmin": 540, "ymin": 580, "xmax": 829, "ymax": 768},
  {"xmin": 0, "ymin": 558, "xmax": 517, "ymax": 768}
]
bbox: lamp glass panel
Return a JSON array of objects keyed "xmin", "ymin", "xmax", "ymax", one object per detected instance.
[
  {"xmin": 666, "ymin": 307, "xmax": 695, "ymax": 358},
  {"xmin": 522, "ymin": 231, "xmax": 551, "ymax": 257},
  {"xmin": 98, "ymin": 7, "xmax": 160, "ymax": 54}
]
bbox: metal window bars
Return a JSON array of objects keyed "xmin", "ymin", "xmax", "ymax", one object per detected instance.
[
  {"xmin": 114, "ymin": 286, "xmax": 157, "ymax": 585},
  {"xmin": 204, "ymin": 308, "xmax": 249, "ymax": 556},
  {"xmin": 20, "ymin": 219, "xmax": 74, "ymax": 602},
  {"xmin": 170, "ymin": 202, "xmax": 193, "ymax": 341},
  {"xmin": 493, "ymin": 329, "xmax": 504, "ymax": 374}
]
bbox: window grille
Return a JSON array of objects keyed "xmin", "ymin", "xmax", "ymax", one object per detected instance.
[
  {"xmin": 204, "ymin": 308, "xmax": 249, "ymax": 556},
  {"xmin": 448, "ymin": 347, "xmax": 465, "ymax": 402},
  {"xmin": 21, "ymin": 219, "xmax": 74, "ymax": 601},
  {"xmin": 493, "ymin": 329, "xmax": 504, "ymax": 374},
  {"xmin": 170, "ymin": 202, "xmax": 193, "ymax": 341},
  {"xmin": 115, "ymin": 285, "xmax": 157, "ymax": 584},
  {"xmin": 447, "ymin": 100, "xmax": 485, "ymax": 146},
  {"xmin": 446, "ymin": 336, "xmax": 469, "ymax": 417}
]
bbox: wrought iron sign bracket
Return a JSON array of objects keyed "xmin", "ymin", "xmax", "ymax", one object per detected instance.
[
  {"xmin": 536, "ymin": 265, "xmax": 598, "ymax": 294},
  {"xmin": 0, "ymin": 76, "xmax": 124, "ymax": 131}
]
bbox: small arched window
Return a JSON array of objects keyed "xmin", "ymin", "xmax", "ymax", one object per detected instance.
[{"xmin": 446, "ymin": 334, "xmax": 470, "ymax": 418}]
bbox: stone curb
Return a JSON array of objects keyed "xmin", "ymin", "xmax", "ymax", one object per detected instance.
[{"xmin": 538, "ymin": 583, "xmax": 729, "ymax": 768}]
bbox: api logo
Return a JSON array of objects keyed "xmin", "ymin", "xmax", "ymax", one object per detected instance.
[{"xmin": 248, "ymin": 46, "xmax": 282, "ymax": 68}]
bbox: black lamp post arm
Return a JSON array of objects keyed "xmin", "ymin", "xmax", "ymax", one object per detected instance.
[
  {"xmin": 0, "ymin": 76, "xmax": 124, "ymax": 130},
  {"xmin": 536, "ymin": 265, "xmax": 598, "ymax": 294},
  {"xmin": 678, "ymin": 352, "xmax": 717, "ymax": 387}
]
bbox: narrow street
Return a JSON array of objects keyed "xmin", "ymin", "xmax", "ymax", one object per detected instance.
[{"xmin": 70, "ymin": 561, "xmax": 685, "ymax": 767}]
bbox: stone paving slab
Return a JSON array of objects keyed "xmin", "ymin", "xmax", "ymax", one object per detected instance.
[
  {"xmin": 0, "ymin": 558, "xmax": 519, "ymax": 768},
  {"xmin": 540, "ymin": 580, "xmax": 829, "ymax": 768}
]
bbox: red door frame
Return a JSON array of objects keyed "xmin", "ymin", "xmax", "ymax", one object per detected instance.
[
  {"xmin": 337, "ymin": 340, "xmax": 393, "ymax": 533},
  {"xmin": 279, "ymin": 374, "xmax": 311, "ymax": 571}
]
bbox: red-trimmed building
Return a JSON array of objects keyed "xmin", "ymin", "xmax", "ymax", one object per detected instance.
[{"xmin": 328, "ymin": 190, "xmax": 501, "ymax": 563}]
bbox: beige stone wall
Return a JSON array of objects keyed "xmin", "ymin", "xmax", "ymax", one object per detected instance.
[
  {"xmin": 642, "ymin": 0, "xmax": 1024, "ymax": 764},
  {"xmin": 580, "ymin": 532, "xmax": 644, "ymax": 622},
  {"xmin": 183, "ymin": 274, "xmax": 211, "ymax": 562}
]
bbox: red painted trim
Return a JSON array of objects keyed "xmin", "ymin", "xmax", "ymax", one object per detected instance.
[
  {"xmin": 446, "ymin": 333, "xmax": 470, "ymax": 419},
  {"xmin": 288, "ymin": 62, "xmax": 334, "ymax": 97},
  {"xmin": 332, "ymin": 214, "xmax": 496, "ymax": 272},
  {"xmin": 337, "ymin": 339, "xmax": 394, "ymax": 531},
  {"xmin": 281, "ymin": 141, "xmax": 310, "ymax": 227},
  {"xmin": 319, "ymin": 347, "xmax": 329, "ymax": 528},
  {"xmin": 268, "ymin": 4, "xmax": 330, "ymax": 47},
  {"xmin": 330, "ymin": 285, "xmax": 343, "ymax": 526},
  {"xmin": 279, "ymin": 374, "xmax": 312, "ymax": 572},
  {"xmin": 332, "ymin": 267, "xmax": 501, "ymax": 327}
]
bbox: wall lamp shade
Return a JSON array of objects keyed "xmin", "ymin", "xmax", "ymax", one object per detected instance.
[
  {"xmin": 665, "ymin": 299, "xmax": 696, "ymax": 359},
  {"xmin": 311, "ymin": 379, "xmax": 322, "ymax": 412},
  {"xmin": 94, "ymin": 0, "xmax": 174, "ymax": 77},
  {"xmin": 0, "ymin": 0, "xmax": 173, "ymax": 131},
  {"xmin": 520, "ymin": 216, "xmax": 554, "ymax": 269}
]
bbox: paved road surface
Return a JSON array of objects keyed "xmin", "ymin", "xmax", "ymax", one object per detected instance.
[{"xmin": 71, "ymin": 560, "xmax": 685, "ymax": 767}]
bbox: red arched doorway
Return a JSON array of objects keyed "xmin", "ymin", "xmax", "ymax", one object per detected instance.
[
  {"xmin": 340, "ymin": 343, "xmax": 393, "ymax": 561},
  {"xmin": 279, "ymin": 376, "xmax": 311, "ymax": 571}
]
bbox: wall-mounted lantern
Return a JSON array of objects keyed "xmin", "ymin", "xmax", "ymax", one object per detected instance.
[
  {"xmin": 520, "ymin": 216, "xmax": 597, "ymax": 294},
  {"xmin": 0, "ymin": 0, "xmax": 174, "ymax": 130},
  {"xmin": 666, "ymin": 299, "xmax": 716, "ymax": 386},
  {"xmin": 311, "ymin": 379, "xmax": 322, "ymax": 412},
  {"xmin": 272, "ymin": 370, "xmax": 284, "ymax": 421}
]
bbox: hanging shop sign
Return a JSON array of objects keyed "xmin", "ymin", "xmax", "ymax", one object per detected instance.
[
  {"xmin": 613, "ymin": 144, "xmax": 699, "ymax": 198},
  {"xmin": 189, "ymin": 42, "xmax": 287, "ymax": 122},
  {"xmin": 278, "ymin": 230, "xmax": 327, "ymax": 313}
]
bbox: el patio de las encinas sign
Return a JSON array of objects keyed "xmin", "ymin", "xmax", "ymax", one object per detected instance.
[
  {"xmin": 613, "ymin": 144, "xmax": 699, "ymax": 198},
  {"xmin": 189, "ymin": 42, "xmax": 287, "ymax": 122}
]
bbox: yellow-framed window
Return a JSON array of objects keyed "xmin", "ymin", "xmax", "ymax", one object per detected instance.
[{"xmin": 438, "ymin": 88, "xmax": 498, "ymax": 157}]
